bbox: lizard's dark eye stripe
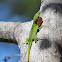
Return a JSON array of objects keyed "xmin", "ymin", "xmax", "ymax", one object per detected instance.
[{"xmin": 38, "ymin": 16, "xmax": 39, "ymax": 19}]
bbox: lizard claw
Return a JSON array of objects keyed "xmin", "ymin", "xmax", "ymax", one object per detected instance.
[
  {"xmin": 34, "ymin": 38, "xmax": 38, "ymax": 43},
  {"xmin": 26, "ymin": 38, "xmax": 29, "ymax": 44},
  {"xmin": 26, "ymin": 41, "xmax": 28, "ymax": 44},
  {"xmin": 35, "ymin": 38, "xmax": 42, "ymax": 43}
]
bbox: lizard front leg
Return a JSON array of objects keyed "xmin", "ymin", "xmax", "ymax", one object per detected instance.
[
  {"xmin": 38, "ymin": 25, "xmax": 43, "ymax": 29},
  {"xmin": 34, "ymin": 35, "xmax": 38, "ymax": 43}
]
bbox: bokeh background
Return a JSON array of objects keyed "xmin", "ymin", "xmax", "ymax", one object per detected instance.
[
  {"xmin": 0, "ymin": 0, "xmax": 41, "ymax": 62},
  {"xmin": 0, "ymin": 0, "xmax": 41, "ymax": 22}
]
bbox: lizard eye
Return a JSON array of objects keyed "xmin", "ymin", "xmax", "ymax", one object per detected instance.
[
  {"xmin": 34, "ymin": 16, "xmax": 39, "ymax": 24},
  {"xmin": 38, "ymin": 16, "xmax": 39, "ymax": 18}
]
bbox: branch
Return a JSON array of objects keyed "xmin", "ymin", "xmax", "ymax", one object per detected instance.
[{"xmin": 0, "ymin": 0, "xmax": 62, "ymax": 62}]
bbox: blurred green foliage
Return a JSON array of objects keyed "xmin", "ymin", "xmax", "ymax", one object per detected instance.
[
  {"xmin": 17, "ymin": 0, "xmax": 41, "ymax": 18},
  {"xmin": 0, "ymin": 0, "xmax": 41, "ymax": 19}
]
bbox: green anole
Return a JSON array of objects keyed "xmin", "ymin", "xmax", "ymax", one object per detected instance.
[{"xmin": 26, "ymin": 10, "xmax": 43, "ymax": 62}]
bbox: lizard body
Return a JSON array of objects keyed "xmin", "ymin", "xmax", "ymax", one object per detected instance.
[{"xmin": 26, "ymin": 10, "xmax": 43, "ymax": 62}]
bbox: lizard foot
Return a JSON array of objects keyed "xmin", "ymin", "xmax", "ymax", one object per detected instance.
[{"xmin": 26, "ymin": 38, "xmax": 29, "ymax": 44}]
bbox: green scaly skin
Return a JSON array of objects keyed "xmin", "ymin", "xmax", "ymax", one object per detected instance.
[{"xmin": 26, "ymin": 10, "xmax": 42, "ymax": 62}]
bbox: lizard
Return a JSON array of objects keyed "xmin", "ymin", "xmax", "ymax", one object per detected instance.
[{"xmin": 26, "ymin": 10, "xmax": 43, "ymax": 62}]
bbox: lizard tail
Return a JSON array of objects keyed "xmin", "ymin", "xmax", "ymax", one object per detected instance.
[
  {"xmin": 28, "ymin": 57, "xmax": 29, "ymax": 62},
  {"xmin": 28, "ymin": 41, "xmax": 32, "ymax": 62}
]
